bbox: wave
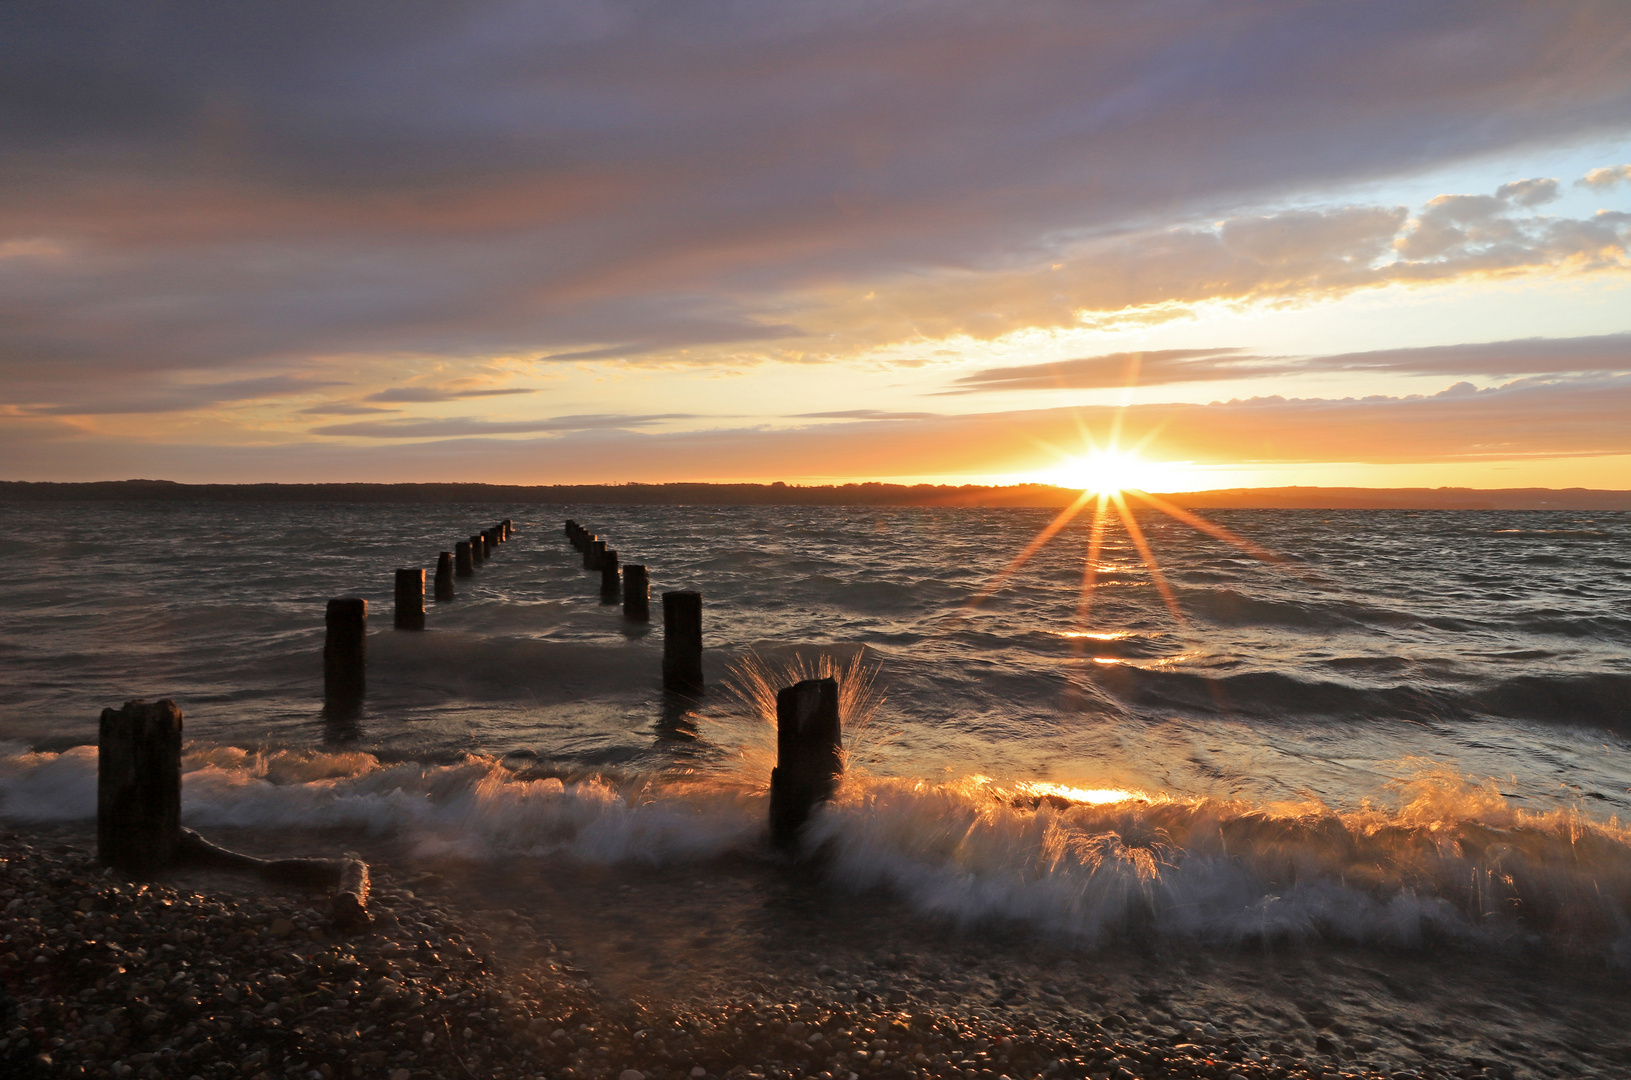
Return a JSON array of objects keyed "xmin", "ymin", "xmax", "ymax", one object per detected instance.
[{"xmin": 4, "ymin": 744, "xmax": 1628, "ymax": 957}]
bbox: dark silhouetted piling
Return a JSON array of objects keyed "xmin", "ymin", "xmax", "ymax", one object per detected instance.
[
  {"xmin": 662, "ymin": 590, "xmax": 703, "ymax": 695},
  {"xmin": 490, "ymin": 523, "xmax": 504, "ymax": 546},
  {"xmin": 455, "ymin": 541, "xmax": 474, "ymax": 577},
  {"xmin": 583, "ymin": 535, "xmax": 600, "ymax": 569},
  {"xmin": 480, "ymin": 530, "xmax": 495, "ymax": 557},
  {"xmin": 502, "ymin": 518, "xmax": 513, "ymax": 540},
  {"xmin": 768, "ymin": 677, "xmax": 843, "ymax": 850},
  {"xmin": 591, "ymin": 538, "xmax": 610, "ymax": 571},
  {"xmin": 394, "ymin": 568, "xmax": 425, "ymax": 630},
  {"xmin": 97, "ymin": 698, "xmax": 183, "ymax": 874},
  {"xmin": 623, "ymin": 564, "xmax": 650, "ymax": 621},
  {"xmin": 434, "ymin": 551, "xmax": 455, "ymax": 602},
  {"xmin": 323, "ymin": 597, "xmax": 367, "ymax": 703},
  {"xmin": 600, "ymin": 549, "xmax": 620, "ymax": 602},
  {"xmin": 470, "ymin": 534, "xmax": 485, "ymax": 563}
]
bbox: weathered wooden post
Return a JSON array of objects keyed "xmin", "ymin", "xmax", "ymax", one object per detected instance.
[
  {"xmin": 623, "ymin": 564, "xmax": 650, "ymax": 621},
  {"xmin": 469, "ymin": 533, "xmax": 485, "ymax": 563},
  {"xmin": 324, "ymin": 597, "xmax": 367, "ymax": 704},
  {"xmin": 582, "ymin": 535, "xmax": 599, "ymax": 568},
  {"xmin": 590, "ymin": 538, "xmax": 608, "ymax": 571},
  {"xmin": 480, "ymin": 530, "xmax": 494, "ymax": 557},
  {"xmin": 768, "ymin": 677, "xmax": 843, "ymax": 850},
  {"xmin": 564, "ymin": 519, "xmax": 576, "ymax": 540},
  {"xmin": 502, "ymin": 518, "xmax": 513, "ymax": 540},
  {"xmin": 599, "ymin": 549, "xmax": 620, "ymax": 602},
  {"xmin": 662, "ymin": 590, "xmax": 703, "ymax": 695},
  {"xmin": 394, "ymin": 568, "xmax": 425, "ymax": 630},
  {"xmin": 455, "ymin": 541, "xmax": 474, "ymax": 577},
  {"xmin": 490, "ymin": 523, "xmax": 504, "ymax": 546},
  {"xmin": 434, "ymin": 551, "xmax": 455, "ymax": 602},
  {"xmin": 98, "ymin": 699, "xmax": 183, "ymax": 875}
]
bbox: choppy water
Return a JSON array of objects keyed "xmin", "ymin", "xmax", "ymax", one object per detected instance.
[{"xmin": 2, "ymin": 500, "xmax": 1629, "ymax": 953}]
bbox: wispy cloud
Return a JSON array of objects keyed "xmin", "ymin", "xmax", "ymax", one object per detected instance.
[
  {"xmin": 944, "ymin": 349, "xmax": 1287, "ymax": 393},
  {"xmin": 363, "ymin": 386, "xmax": 537, "ymax": 403},
  {"xmin": 308, "ymin": 413, "xmax": 698, "ymax": 439}
]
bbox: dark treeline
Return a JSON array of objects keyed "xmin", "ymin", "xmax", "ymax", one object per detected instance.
[{"xmin": 2, "ymin": 479, "xmax": 1629, "ymax": 510}]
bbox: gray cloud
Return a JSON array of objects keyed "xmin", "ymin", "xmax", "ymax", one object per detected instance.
[
  {"xmin": 1311, "ymin": 333, "xmax": 1631, "ymax": 377},
  {"xmin": 2, "ymin": 1, "xmax": 1630, "ymax": 386},
  {"xmin": 9, "ymin": 374, "xmax": 342, "ymax": 415},
  {"xmin": 1494, "ymin": 178, "xmax": 1560, "ymax": 207},
  {"xmin": 364, "ymin": 386, "xmax": 537, "ymax": 403},
  {"xmin": 945, "ymin": 349, "xmax": 1291, "ymax": 393},
  {"xmin": 308, "ymin": 413, "xmax": 698, "ymax": 439}
]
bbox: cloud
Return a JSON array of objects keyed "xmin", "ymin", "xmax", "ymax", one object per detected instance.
[
  {"xmin": 3, "ymin": 1, "xmax": 1631, "ymax": 389},
  {"xmin": 945, "ymin": 349, "xmax": 1293, "ymax": 393},
  {"xmin": 11, "ymin": 374, "xmax": 1629, "ymax": 483},
  {"xmin": 308, "ymin": 413, "xmax": 697, "ymax": 439},
  {"xmin": 1309, "ymin": 333, "xmax": 1631, "ymax": 377},
  {"xmin": 364, "ymin": 386, "xmax": 536, "ymax": 403},
  {"xmin": 1494, "ymin": 178, "xmax": 1560, "ymax": 206},
  {"xmin": 9, "ymin": 374, "xmax": 343, "ymax": 415},
  {"xmin": 1579, "ymin": 164, "xmax": 1631, "ymax": 189},
  {"xmin": 792, "ymin": 409, "xmax": 943, "ymax": 420}
]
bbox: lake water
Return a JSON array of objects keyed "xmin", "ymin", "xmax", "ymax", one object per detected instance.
[{"xmin": 2, "ymin": 500, "xmax": 1629, "ymax": 955}]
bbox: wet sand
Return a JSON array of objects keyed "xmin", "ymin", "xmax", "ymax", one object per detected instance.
[{"xmin": 3, "ymin": 822, "xmax": 1626, "ymax": 1080}]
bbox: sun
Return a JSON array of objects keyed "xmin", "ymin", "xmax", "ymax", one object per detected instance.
[{"xmin": 1048, "ymin": 448, "xmax": 1169, "ymax": 493}]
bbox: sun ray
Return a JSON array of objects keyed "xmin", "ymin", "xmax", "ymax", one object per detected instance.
[
  {"xmin": 964, "ymin": 487, "xmax": 1097, "ymax": 611},
  {"xmin": 1110, "ymin": 490, "xmax": 1186, "ymax": 625},
  {"xmin": 1075, "ymin": 491, "xmax": 1111, "ymax": 628},
  {"xmin": 1127, "ymin": 489, "xmax": 1290, "ymax": 567}
]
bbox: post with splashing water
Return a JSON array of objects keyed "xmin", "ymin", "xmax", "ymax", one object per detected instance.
[
  {"xmin": 662, "ymin": 590, "xmax": 704, "ymax": 695},
  {"xmin": 97, "ymin": 698, "xmax": 183, "ymax": 874},
  {"xmin": 323, "ymin": 597, "xmax": 367, "ymax": 705},
  {"xmin": 454, "ymin": 541, "xmax": 474, "ymax": 577},
  {"xmin": 394, "ymin": 568, "xmax": 425, "ymax": 630},
  {"xmin": 769, "ymin": 677, "xmax": 842, "ymax": 850},
  {"xmin": 623, "ymin": 564, "xmax": 650, "ymax": 621},
  {"xmin": 600, "ymin": 548, "xmax": 620, "ymax": 603}
]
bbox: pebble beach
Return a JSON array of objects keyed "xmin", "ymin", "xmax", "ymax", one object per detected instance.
[{"xmin": 4, "ymin": 825, "xmax": 1625, "ymax": 1080}]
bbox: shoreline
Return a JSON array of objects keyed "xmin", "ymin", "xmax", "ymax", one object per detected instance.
[{"xmin": 4, "ymin": 824, "xmax": 1625, "ymax": 1080}]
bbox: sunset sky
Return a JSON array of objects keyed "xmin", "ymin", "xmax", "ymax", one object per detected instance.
[{"xmin": 3, "ymin": 2, "xmax": 1631, "ymax": 490}]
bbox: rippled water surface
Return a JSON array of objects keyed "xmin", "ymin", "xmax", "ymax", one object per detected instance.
[{"xmin": 3, "ymin": 500, "xmax": 1631, "ymax": 952}]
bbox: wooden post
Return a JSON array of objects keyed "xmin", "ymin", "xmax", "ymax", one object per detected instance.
[
  {"xmin": 434, "ymin": 551, "xmax": 455, "ymax": 602},
  {"xmin": 623, "ymin": 564, "xmax": 650, "ymax": 621},
  {"xmin": 502, "ymin": 518, "xmax": 513, "ymax": 540},
  {"xmin": 97, "ymin": 699, "xmax": 183, "ymax": 874},
  {"xmin": 599, "ymin": 549, "xmax": 620, "ymax": 602},
  {"xmin": 768, "ymin": 677, "xmax": 843, "ymax": 850},
  {"xmin": 590, "ymin": 538, "xmax": 608, "ymax": 571},
  {"xmin": 662, "ymin": 590, "xmax": 703, "ymax": 695},
  {"xmin": 470, "ymin": 533, "xmax": 485, "ymax": 563},
  {"xmin": 324, "ymin": 597, "xmax": 367, "ymax": 703},
  {"xmin": 491, "ymin": 523, "xmax": 504, "ymax": 545},
  {"xmin": 455, "ymin": 541, "xmax": 474, "ymax": 577},
  {"xmin": 583, "ymin": 535, "xmax": 600, "ymax": 569},
  {"xmin": 480, "ymin": 530, "xmax": 494, "ymax": 557},
  {"xmin": 394, "ymin": 568, "xmax": 425, "ymax": 630}
]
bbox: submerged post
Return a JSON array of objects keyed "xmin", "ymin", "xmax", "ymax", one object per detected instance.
[
  {"xmin": 768, "ymin": 677, "xmax": 843, "ymax": 850},
  {"xmin": 623, "ymin": 564, "xmax": 650, "ymax": 621},
  {"xmin": 434, "ymin": 551, "xmax": 455, "ymax": 602},
  {"xmin": 455, "ymin": 541, "xmax": 474, "ymax": 577},
  {"xmin": 98, "ymin": 699, "xmax": 184, "ymax": 875},
  {"xmin": 324, "ymin": 597, "xmax": 367, "ymax": 704},
  {"xmin": 599, "ymin": 549, "xmax": 620, "ymax": 603},
  {"xmin": 662, "ymin": 590, "xmax": 703, "ymax": 695},
  {"xmin": 394, "ymin": 568, "xmax": 425, "ymax": 630},
  {"xmin": 470, "ymin": 534, "xmax": 485, "ymax": 563}
]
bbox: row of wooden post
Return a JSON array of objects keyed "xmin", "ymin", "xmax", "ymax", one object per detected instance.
[
  {"xmin": 563, "ymin": 520, "xmax": 703, "ymax": 696},
  {"xmin": 325, "ymin": 519, "xmax": 514, "ymax": 707}
]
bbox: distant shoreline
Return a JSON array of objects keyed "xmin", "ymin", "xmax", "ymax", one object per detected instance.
[{"xmin": 2, "ymin": 478, "xmax": 1629, "ymax": 510}]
